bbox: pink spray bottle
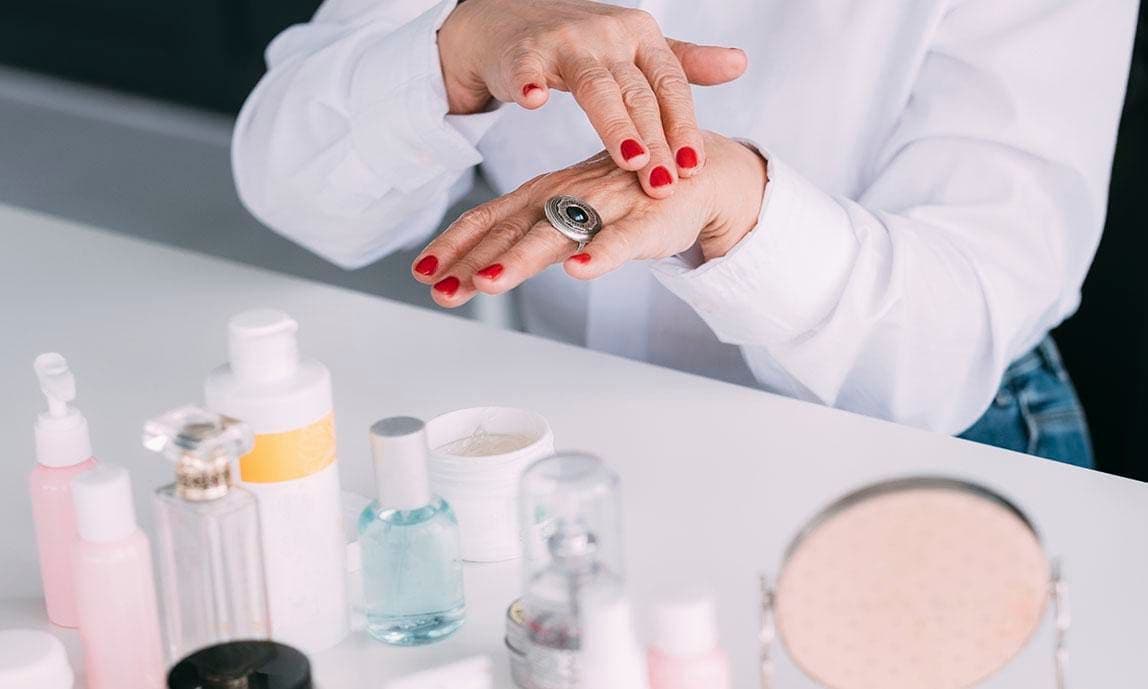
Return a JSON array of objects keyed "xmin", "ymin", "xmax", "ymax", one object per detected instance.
[{"xmin": 27, "ymin": 353, "xmax": 98, "ymax": 627}]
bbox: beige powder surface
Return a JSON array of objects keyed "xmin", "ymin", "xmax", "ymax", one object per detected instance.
[{"xmin": 776, "ymin": 487, "xmax": 1049, "ymax": 689}]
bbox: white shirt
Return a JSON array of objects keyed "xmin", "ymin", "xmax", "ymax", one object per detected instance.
[{"xmin": 232, "ymin": 0, "xmax": 1137, "ymax": 435}]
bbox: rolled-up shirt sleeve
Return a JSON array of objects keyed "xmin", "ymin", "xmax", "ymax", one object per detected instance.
[
  {"xmin": 232, "ymin": 0, "xmax": 502, "ymax": 269},
  {"xmin": 652, "ymin": 0, "xmax": 1137, "ymax": 434}
]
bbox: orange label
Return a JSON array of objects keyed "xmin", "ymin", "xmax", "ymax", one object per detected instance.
[{"xmin": 239, "ymin": 413, "xmax": 336, "ymax": 483}]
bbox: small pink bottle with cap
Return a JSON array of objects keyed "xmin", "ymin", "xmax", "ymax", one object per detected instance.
[
  {"xmin": 27, "ymin": 353, "xmax": 98, "ymax": 628},
  {"xmin": 71, "ymin": 464, "xmax": 165, "ymax": 689},
  {"xmin": 647, "ymin": 595, "xmax": 731, "ymax": 689}
]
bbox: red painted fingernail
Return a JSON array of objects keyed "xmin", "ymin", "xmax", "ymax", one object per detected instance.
[
  {"xmin": 433, "ymin": 276, "xmax": 460, "ymax": 296},
  {"xmin": 649, "ymin": 166, "xmax": 673, "ymax": 187},
  {"xmin": 414, "ymin": 255, "xmax": 438, "ymax": 276},
  {"xmin": 477, "ymin": 263, "xmax": 504, "ymax": 280},
  {"xmin": 620, "ymin": 139, "xmax": 645, "ymax": 161},
  {"xmin": 676, "ymin": 146, "xmax": 698, "ymax": 169},
  {"xmin": 522, "ymin": 83, "xmax": 542, "ymax": 97},
  {"xmin": 570, "ymin": 253, "xmax": 592, "ymax": 265}
]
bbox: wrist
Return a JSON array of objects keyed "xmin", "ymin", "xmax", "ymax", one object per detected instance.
[
  {"xmin": 437, "ymin": 0, "xmax": 492, "ymax": 114},
  {"xmin": 699, "ymin": 134, "xmax": 769, "ymax": 261}
]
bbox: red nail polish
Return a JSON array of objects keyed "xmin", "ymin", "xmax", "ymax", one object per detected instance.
[
  {"xmin": 414, "ymin": 255, "xmax": 438, "ymax": 276},
  {"xmin": 649, "ymin": 166, "xmax": 673, "ymax": 187},
  {"xmin": 522, "ymin": 83, "xmax": 542, "ymax": 97},
  {"xmin": 620, "ymin": 139, "xmax": 645, "ymax": 161},
  {"xmin": 477, "ymin": 263, "xmax": 504, "ymax": 280},
  {"xmin": 676, "ymin": 146, "xmax": 698, "ymax": 169},
  {"xmin": 570, "ymin": 253, "xmax": 592, "ymax": 265},
  {"xmin": 433, "ymin": 276, "xmax": 460, "ymax": 296}
]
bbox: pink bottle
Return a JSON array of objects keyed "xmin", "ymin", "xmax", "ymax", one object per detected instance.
[
  {"xmin": 71, "ymin": 464, "xmax": 165, "ymax": 689},
  {"xmin": 647, "ymin": 595, "xmax": 731, "ymax": 689},
  {"xmin": 28, "ymin": 353, "xmax": 98, "ymax": 628}
]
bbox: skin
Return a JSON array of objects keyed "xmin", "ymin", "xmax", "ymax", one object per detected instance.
[
  {"xmin": 438, "ymin": 0, "xmax": 748, "ymax": 198},
  {"xmin": 412, "ymin": 131, "xmax": 769, "ymax": 307}
]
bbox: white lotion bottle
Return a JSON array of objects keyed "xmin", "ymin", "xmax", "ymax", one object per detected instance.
[{"xmin": 204, "ymin": 309, "xmax": 348, "ymax": 652}]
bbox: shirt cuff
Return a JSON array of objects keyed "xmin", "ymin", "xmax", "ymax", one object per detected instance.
[
  {"xmin": 650, "ymin": 145, "xmax": 860, "ymax": 344},
  {"xmin": 348, "ymin": 0, "xmax": 502, "ymax": 193}
]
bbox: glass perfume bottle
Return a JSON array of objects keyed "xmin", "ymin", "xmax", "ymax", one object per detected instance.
[
  {"xmin": 519, "ymin": 452, "xmax": 625, "ymax": 688},
  {"xmin": 144, "ymin": 406, "xmax": 270, "ymax": 661},
  {"xmin": 359, "ymin": 417, "xmax": 466, "ymax": 645}
]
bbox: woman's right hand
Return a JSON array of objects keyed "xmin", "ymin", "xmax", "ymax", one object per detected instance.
[{"xmin": 437, "ymin": 0, "xmax": 747, "ymax": 198}]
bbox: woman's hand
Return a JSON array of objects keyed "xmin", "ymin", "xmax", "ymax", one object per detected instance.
[
  {"xmin": 411, "ymin": 132, "xmax": 768, "ymax": 307},
  {"xmin": 438, "ymin": 0, "xmax": 747, "ymax": 198}
]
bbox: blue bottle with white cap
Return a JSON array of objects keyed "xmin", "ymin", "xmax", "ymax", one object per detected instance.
[{"xmin": 359, "ymin": 417, "xmax": 466, "ymax": 645}]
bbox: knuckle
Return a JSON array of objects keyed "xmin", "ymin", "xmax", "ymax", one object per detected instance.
[
  {"xmin": 488, "ymin": 221, "xmax": 523, "ymax": 245},
  {"xmin": 456, "ymin": 205, "xmax": 495, "ymax": 231},
  {"xmin": 650, "ymin": 69, "xmax": 689, "ymax": 96},
  {"xmin": 620, "ymin": 83, "xmax": 657, "ymax": 113},
  {"xmin": 665, "ymin": 122, "xmax": 697, "ymax": 142},
  {"xmin": 620, "ymin": 8, "xmax": 658, "ymax": 31}
]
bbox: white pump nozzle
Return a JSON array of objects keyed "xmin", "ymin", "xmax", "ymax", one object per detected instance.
[
  {"xmin": 33, "ymin": 353, "xmax": 92, "ymax": 468},
  {"xmin": 34, "ymin": 353, "xmax": 76, "ymax": 418}
]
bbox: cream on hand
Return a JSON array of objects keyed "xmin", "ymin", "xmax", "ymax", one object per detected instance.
[{"xmin": 27, "ymin": 353, "xmax": 98, "ymax": 628}]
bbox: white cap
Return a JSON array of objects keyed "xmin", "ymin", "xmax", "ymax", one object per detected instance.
[
  {"xmin": 33, "ymin": 353, "xmax": 93, "ymax": 468},
  {"xmin": 71, "ymin": 464, "xmax": 138, "ymax": 543},
  {"xmin": 227, "ymin": 309, "xmax": 300, "ymax": 384},
  {"xmin": 0, "ymin": 629, "xmax": 74, "ymax": 689},
  {"xmin": 651, "ymin": 594, "xmax": 721, "ymax": 656},
  {"xmin": 370, "ymin": 417, "xmax": 433, "ymax": 512},
  {"xmin": 579, "ymin": 593, "xmax": 649, "ymax": 689}
]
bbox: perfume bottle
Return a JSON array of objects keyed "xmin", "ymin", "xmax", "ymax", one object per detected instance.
[
  {"xmin": 27, "ymin": 353, "xmax": 98, "ymax": 628},
  {"xmin": 144, "ymin": 406, "xmax": 270, "ymax": 661},
  {"xmin": 519, "ymin": 453, "xmax": 626, "ymax": 654},
  {"xmin": 359, "ymin": 417, "xmax": 466, "ymax": 645},
  {"xmin": 71, "ymin": 464, "xmax": 165, "ymax": 689}
]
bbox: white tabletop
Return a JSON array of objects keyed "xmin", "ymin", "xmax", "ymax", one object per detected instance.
[{"xmin": 1, "ymin": 203, "xmax": 1145, "ymax": 689}]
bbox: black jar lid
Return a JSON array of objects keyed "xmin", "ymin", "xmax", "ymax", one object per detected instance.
[{"xmin": 167, "ymin": 640, "xmax": 311, "ymax": 689}]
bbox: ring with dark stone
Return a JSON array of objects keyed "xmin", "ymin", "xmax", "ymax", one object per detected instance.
[{"xmin": 544, "ymin": 195, "xmax": 603, "ymax": 251}]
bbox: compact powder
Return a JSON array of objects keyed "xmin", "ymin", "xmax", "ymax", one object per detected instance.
[{"xmin": 775, "ymin": 481, "xmax": 1049, "ymax": 689}]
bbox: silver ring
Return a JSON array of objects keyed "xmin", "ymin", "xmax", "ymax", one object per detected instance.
[{"xmin": 544, "ymin": 196, "xmax": 602, "ymax": 251}]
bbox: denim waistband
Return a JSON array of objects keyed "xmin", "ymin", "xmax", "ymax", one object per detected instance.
[{"xmin": 1004, "ymin": 336, "xmax": 1068, "ymax": 383}]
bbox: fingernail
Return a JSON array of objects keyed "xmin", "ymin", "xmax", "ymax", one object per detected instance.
[
  {"xmin": 676, "ymin": 147, "xmax": 698, "ymax": 169},
  {"xmin": 620, "ymin": 139, "xmax": 645, "ymax": 161},
  {"xmin": 477, "ymin": 263, "xmax": 504, "ymax": 280},
  {"xmin": 433, "ymin": 276, "xmax": 460, "ymax": 296},
  {"xmin": 650, "ymin": 166, "xmax": 673, "ymax": 187},
  {"xmin": 414, "ymin": 255, "xmax": 438, "ymax": 276},
  {"xmin": 522, "ymin": 83, "xmax": 542, "ymax": 97},
  {"xmin": 570, "ymin": 253, "xmax": 592, "ymax": 265}
]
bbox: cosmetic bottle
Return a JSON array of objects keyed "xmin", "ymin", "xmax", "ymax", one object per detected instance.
[
  {"xmin": 0, "ymin": 629, "xmax": 74, "ymax": 688},
  {"xmin": 144, "ymin": 405, "xmax": 271, "ymax": 661},
  {"xmin": 579, "ymin": 594, "xmax": 649, "ymax": 689},
  {"xmin": 359, "ymin": 416, "xmax": 466, "ymax": 645},
  {"xmin": 167, "ymin": 640, "xmax": 311, "ymax": 689},
  {"xmin": 647, "ymin": 595, "xmax": 731, "ymax": 689},
  {"xmin": 204, "ymin": 309, "xmax": 348, "ymax": 652},
  {"xmin": 27, "ymin": 353, "xmax": 98, "ymax": 627},
  {"xmin": 71, "ymin": 464, "xmax": 164, "ymax": 689},
  {"xmin": 518, "ymin": 453, "xmax": 626, "ymax": 689}
]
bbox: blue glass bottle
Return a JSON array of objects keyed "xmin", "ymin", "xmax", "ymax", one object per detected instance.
[{"xmin": 359, "ymin": 417, "xmax": 465, "ymax": 645}]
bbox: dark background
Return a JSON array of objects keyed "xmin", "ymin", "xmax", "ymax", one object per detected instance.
[{"xmin": 1, "ymin": 1, "xmax": 1144, "ymax": 480}]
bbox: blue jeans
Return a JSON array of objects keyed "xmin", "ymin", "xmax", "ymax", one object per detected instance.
[{"xmin": 959, "ymin": 337, "xmax": 1094, "ymax": 468}]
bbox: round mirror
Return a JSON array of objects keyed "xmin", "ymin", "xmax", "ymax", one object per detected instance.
[{"xmin": 773, "ymin": 477, "xmax": 1053, "ymax": 689}]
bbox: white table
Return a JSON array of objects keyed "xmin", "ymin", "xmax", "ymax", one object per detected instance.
[{"xmin": 1, "ymin": 203, "xmax": 1145, "ymax": 689}]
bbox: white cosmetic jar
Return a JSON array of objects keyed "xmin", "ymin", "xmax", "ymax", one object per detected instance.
[{"xmin": 427, "ymin": 407, "xmax": 555, "ymax": 562}]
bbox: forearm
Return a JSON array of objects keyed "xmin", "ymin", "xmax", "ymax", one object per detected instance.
[{"xmin": 232, "ymin": 0, "xmax": 501, "ymax": 268}]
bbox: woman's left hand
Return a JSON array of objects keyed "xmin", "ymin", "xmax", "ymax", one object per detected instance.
[{"xmin": 411, "ymin": 132, "xmax": 768, "ymax": 307}]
